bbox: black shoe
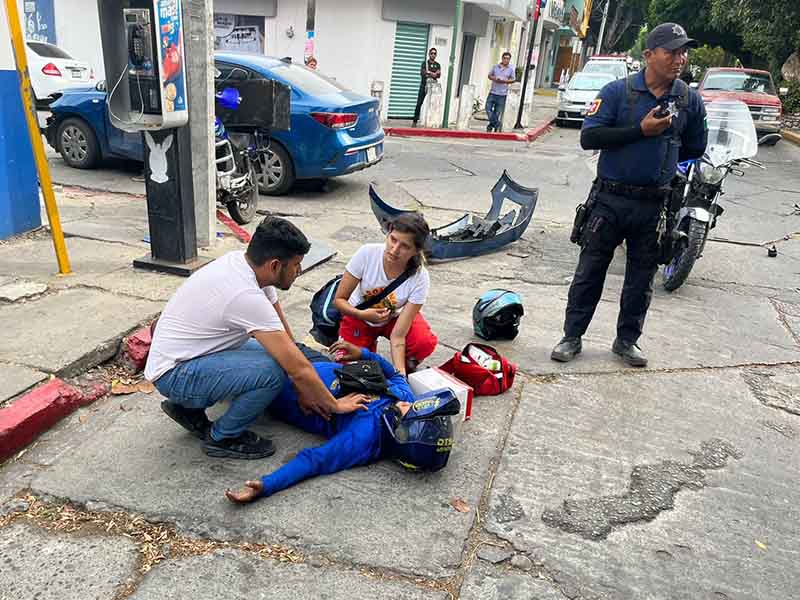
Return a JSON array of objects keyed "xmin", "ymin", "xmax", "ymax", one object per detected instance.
[
  {"xmin": 161, "ymin": 401, "xmax": 211, "ymax": 440},
  {"xmin": 486, "ymin": 124, "xmax": 493, "ymax": 132},
  {"xmin": 203, "ymin": 431, "xmax": 276, "ymax": 459},
  {"xmin": 612, "ymin": 339, "xmax": 648, "ymax": 368},
  {"xmin": 550, "ymin": 337, "xmax": 582, "ymax": 363}
]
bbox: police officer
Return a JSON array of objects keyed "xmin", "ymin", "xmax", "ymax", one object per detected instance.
[
  {"xmin": 413, "ymin": 48, "xmax": 441, "ymax": 127},
  {"xmin": 551, "ymin": 23, "xmax": 708, "ymax": 367}
]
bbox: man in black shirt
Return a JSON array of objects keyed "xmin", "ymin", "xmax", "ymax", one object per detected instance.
[{"xmin": 413, "ymin": 48, "xmax": 441, "ymax": 127}]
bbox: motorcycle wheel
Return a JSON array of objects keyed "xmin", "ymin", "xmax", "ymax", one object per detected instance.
[
  {"xmin": 227, "ymin": 166, "xmax": 259, "ymax": 225},
  {"xmin": 662, "ymin": 218, "xmax": 707, "ymax": 292}
]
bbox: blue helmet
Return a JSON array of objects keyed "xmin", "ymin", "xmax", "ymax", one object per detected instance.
[
  {"xmin": 473, "ymin": 289, "xmax": 524, "ymax": 340},
  {"xmin": 382, "ymin": 389, "xmax": 460, "ymax": 472}
]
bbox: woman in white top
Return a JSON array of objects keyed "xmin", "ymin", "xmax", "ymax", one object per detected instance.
[{"xmin": 332, "ymin": 214, "xmax": 437, "ymax": 376}]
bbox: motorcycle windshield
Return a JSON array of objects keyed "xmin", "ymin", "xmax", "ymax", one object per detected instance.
[{"xmin": 703, "ymin": 101, "xmax": 758, "ymax": 167}]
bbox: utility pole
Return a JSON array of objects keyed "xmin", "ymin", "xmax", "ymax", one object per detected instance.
[
  {"xmin": 514, "ymin": 0, "xmax": 541, "ymax": 130},
  {"xmin": 596, "ymin": 0, "xmax": 610, "ymax": 54},
  {"xmin": 442, "ymin": 0, "xmax": 463, "ymax": 129}
]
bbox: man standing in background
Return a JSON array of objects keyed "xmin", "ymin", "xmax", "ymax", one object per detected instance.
[
  {"xmin": 486, "ymin": 52, "xmax": 516, "ymax": 132},
  {"xmin": 412, "ymin": 48, "xmax": 441, "ymax": 127}
]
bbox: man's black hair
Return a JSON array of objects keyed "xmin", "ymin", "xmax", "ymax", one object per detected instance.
[
  {"xmin": 246, "ymin": 216, "xmax": 311, "ymax": 266},
  {"xmin": 501, "ymin": 51, "xmax": 512, "ymax": 59}
]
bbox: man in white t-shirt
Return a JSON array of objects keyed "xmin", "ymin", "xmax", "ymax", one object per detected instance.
[{"xmin": 146, "ymin": 217, "xmax": 369, "ymax": 459}]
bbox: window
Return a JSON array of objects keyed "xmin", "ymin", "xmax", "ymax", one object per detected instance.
[
  {"xmin": 269, "ymin": 63, "xmax": 346, "ymax": 95},
  {"xmin": 702, "ymin": 72, "xmax": 775, "ymax": 95},
  {"xmin": 215, "ymin": 63, "xmax": 253, "ymax": 84},
  {"xmin": 27, "ymin": 42, "xmax": 73, "ymax": 59},
  {"xmin": 569, "ymin": 74, "xmax": 614, "ymax": 91}
]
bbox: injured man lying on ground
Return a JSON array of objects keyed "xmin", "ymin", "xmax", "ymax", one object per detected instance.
[{"xmin": 226, "ymin": 340, "xmax": 459, "ymax": 504}]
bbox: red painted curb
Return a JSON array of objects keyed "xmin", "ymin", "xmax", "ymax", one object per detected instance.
[
  {"xmin": 123, "ymin": 326, "xmax": 153, "ymax": 372},
  {"xmin": 385, "ymin": 127, "xmax": 527, "ymax": 142},
  {"xmin": 0, "ymin": 379, "xmax": 85, "ymax": 461},
  {"xmin": 217, "ymin": 209, "xmax": 252, "ymax": 244},
  {"xmin": 383, "ymin": 115, "xmax": 557, "ymax": 143},
  {"xmin": 525, "ymin": 118, "xmax": 556, "ymax": 142}
]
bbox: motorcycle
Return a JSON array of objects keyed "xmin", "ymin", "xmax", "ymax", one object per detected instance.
[
  {"xmin": 661, "ymin": 100, "xmax": 777, "ymax": 291},
  {"xmin": 214, "ymin": 87, "xmax": 263, "ymax": 225}
]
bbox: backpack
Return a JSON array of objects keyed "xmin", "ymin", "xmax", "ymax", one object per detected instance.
[
  {"xmin": 309, "ymin": 267, "xmax": 416, "ymax": 347},
  {"xmin": 439, "ymin": 343, "xmax": 517, "ymax": 397}
]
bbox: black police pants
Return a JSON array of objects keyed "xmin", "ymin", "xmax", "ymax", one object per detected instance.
[
  {"xmin": 563, "ymin": 191, "xmax": 661, "ymax": 344},
  {"xmin": 413, "ymin": 85, "xmax": 427, "ymax": 123}
]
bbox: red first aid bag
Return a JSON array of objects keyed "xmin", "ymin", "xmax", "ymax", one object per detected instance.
[{"xmin": 439, "ymin": 343, "xmax": 516, "ymax": 396}]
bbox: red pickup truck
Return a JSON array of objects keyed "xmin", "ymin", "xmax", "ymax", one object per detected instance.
[{"xmin": 697, "ymin": 67, "xmax": 787, "ymax": 140}]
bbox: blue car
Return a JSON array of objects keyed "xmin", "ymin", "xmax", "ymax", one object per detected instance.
[{"xmin": 44, "ymin": 52, "xmax": 385, "ymax": 195}]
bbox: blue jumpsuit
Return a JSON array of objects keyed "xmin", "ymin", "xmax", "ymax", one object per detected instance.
[{"xmin": 259, "ymin": 350, "xmax": 415, "ymax": 497}]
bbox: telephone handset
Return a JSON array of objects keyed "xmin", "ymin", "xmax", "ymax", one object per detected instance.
[{"xmin": 128, "ymin": 23, "xmax": 148, "ymax": 68}]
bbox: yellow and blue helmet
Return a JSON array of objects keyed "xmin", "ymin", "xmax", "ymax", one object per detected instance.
[{"xmin": 382, "ymin": 389, "xmax": 460, "ymax": 472}]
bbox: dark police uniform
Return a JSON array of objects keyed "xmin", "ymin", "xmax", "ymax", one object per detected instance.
[
  {"xmin": 563, "ymin": 69, "xmax": 707, "ymax": 345},
  {"xmin": 413, "ymin": 58, "xmax": 441, "ymax": 124}
]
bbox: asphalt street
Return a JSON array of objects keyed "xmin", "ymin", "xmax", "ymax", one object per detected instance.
[{"xmin": 1, "ymin": 127, "xmax": 799, "ymax": 600}]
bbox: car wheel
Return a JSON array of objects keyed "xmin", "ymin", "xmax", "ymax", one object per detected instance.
[
  {"xmin": 255, "ymin": 143, "xmax": 295, "ymax": 196},
  {"xmin": 57, "ymin": 118, "xmax": 99, "ymax": 169},
  {"xmin": 762, "ymin": 135, "xmax": 780, "ymax": 147}
]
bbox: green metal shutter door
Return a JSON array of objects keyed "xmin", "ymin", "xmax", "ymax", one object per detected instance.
[{"xmin": 388, "ymin": 22, "xmax": 430, "ymax": 119}]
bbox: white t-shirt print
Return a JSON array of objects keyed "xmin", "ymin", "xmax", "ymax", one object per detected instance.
[
  {"xmin": 145, "ymin": 251, "xmax": 284, "ymax": 381},
  {"xmin": 345, "ymin": 244, "xmax": 430, "ymax": 327}
]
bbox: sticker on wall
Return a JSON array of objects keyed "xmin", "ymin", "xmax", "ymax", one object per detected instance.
[{"xmin": 145, "ymin": 132, "xmax": 173, "ymax": 184}]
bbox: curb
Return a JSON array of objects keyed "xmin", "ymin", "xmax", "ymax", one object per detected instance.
[
  {"xmin": 781, "ymin": 129, "xmax": 800, "ymax": 147},
  {"xmin": 0, "ymin": 379, "xmax": 107, "ymax": 461},
  {"xmin": 384, "ymin": 115, "xmax": 556, "ymax": 143},
  {"xmin": 0, "ymin": 324, "xmax": 154, "ymax": 462}
]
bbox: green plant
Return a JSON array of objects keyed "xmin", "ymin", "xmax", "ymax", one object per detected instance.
[
  {"xmin": 688, "ymin": 45, "xmax": 732, "ymax": 82},
  {"xmin": 779, "ymin": 79, "xmax": 800, "ymax": 114}
]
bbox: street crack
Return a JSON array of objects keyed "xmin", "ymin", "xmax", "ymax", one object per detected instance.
[
  {"xmin": 541, "ymin": 439, "xmax": 743, "ymax": 540},
  {"xmin": 742, "ymin": 365, "xmax": 800, "ymax": 416}
]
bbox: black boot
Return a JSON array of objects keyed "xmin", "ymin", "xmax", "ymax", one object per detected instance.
[
  {"xmin": 203, "ymin": 431, "xmax": 276, "ymax": 459},
  {"xmin": 161, "ymin": 401, "xmax": 211, "ymax": 440},
  {"xmin": 550, "ymin": 336, "xmax": 582, "ymax": 363},
  {"xmin": 612, "ymin": 339, "xmax": 648, "ymax": 368}
]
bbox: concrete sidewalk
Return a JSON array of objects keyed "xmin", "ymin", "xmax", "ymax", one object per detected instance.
[{"xmin": 2, "ymin": 132, "xmax": 800, "ymax": 600}]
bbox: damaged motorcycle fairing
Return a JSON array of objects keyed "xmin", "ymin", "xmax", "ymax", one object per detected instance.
[{"xmin": 369, "ymin": 170, "xmax": 538, "ymax": 261}]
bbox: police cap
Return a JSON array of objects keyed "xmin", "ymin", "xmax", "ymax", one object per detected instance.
[{"xmin": 646, "ymin": 23, "xmax": 698, "ymax": 51}]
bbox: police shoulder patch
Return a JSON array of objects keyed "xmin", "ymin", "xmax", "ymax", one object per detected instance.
[{"xmin": 587, "ymin": 98, "xmax": 602, "ymax": 116}]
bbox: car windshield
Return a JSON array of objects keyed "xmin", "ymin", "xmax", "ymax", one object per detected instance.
[
  {"xmin": 583, "ymin": 62, "xmax": 626, "ymax": 78},
  {"xmin": 702, "ymin": 72, "xmax": 775, "ymax": 95},
  {"xmin": 569, "ymin": 74, "xmax": 614, "ymax": 91},
  {"xmin": 27, "ymin": 41, "xmax": 73, "ymax": 60},
  {"xmin": 268, "ymin": 62, "xmax": 346, "ymax": 95}
]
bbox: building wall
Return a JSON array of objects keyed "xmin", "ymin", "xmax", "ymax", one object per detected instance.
[
  {"xmin": 52, "ymin": 0, "xmax": 103, "ymax": 78},
  {"xmin": 314, "ymin": 0, "xmax": 394, "ymax": 110},
  {"xmin": 0, "ymin": 2, "xmax": 41, "ymax": 238}
]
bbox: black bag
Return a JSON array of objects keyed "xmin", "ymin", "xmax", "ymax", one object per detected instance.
[
  {"xmin": 337, "ymin": 360, "xmax": 389, "ymax": 396},
  {"xmin": 309, "ymin": 267, "xmax": 415, "ymax": 347}
]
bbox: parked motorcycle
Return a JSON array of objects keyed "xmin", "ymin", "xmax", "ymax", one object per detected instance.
[
  {"xmin": 661, "ymin": 100, "xmax": 777, "ymax": 291},
  {"xmin": 214, "ymin": 87, "xmax": 262, "ymax": 225}
]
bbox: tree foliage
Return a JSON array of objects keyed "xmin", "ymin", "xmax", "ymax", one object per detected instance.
[{"xmin": 710, "ymin": 0, "xmax": 800, "ymax": 73}]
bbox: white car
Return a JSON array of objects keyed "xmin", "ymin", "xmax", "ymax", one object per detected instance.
[
  {"xmin": 556, "ymin": 72, "xmax": 616, "ymax": 126},
  {"xmin": 26, "ymin": 41, "xmax": 93, "ymax": 106}
]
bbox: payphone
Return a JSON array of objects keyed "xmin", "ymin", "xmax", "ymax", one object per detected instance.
[{"xmin": 97, "ymin": 0, "xmax": 188, "ymax": 132}]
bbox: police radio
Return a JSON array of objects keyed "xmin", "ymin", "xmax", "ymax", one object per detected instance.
[{"xmin": 97, "ymin": 0, "xmax": 188, "ymax": 131}]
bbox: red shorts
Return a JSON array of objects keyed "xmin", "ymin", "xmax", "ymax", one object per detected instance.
[{"xmin": 339, "ymin": 313, "xmax": 438, "ymax": 362}]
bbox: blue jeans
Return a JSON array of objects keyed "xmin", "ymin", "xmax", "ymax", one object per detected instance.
[
  {"xmin": 486, "ymin": 93, "xmax": 507, "ymax": 130},
  {"xmin": 154, "ymin": 338, "xmax": 287, "ymax": 441}
]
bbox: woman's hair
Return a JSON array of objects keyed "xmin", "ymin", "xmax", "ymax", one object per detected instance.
[{"xmin": 388, "ymin": 213, "xmax": 430, "ymax": 271}]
